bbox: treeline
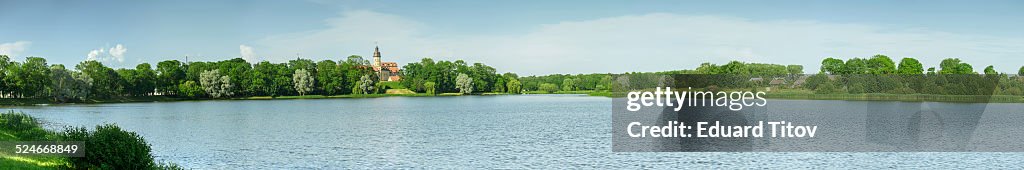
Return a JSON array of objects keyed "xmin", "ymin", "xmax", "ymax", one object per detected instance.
[
  {"xmin": 517, "ymin": 61, "xmax": 803, "ymax": 93},
  {"xmin": 400, "ymin": 58, "xmax": 522, "ymax": 94},
  {"xmin": 520, "ymin": 74, "xmax": 614, "ymax": 93},
  {"xmin": 0, "ymin": 55, "xmax": 525, "ymax": 102},
  {"xmin": 807, "ymin": 55, "xmax": 1024, "ymax": 96}
]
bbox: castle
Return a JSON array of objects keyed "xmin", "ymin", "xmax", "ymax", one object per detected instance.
[{"xmin": 371, "ymin": 46, "xmax": 401, "ymax": 82}]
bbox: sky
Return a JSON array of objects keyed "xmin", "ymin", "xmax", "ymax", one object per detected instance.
[{"xmin": 1, "ymin": 0, "xmax": 1023, "ymax": 75}]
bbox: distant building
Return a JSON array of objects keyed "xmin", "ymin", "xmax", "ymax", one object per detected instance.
[
  {"xmin": 371, "ymin": 46, "xmax": 402, "ymax": 81},
  {"xmin": 769, "ymin": 78, "xmax": 787, "ymax": 86}
]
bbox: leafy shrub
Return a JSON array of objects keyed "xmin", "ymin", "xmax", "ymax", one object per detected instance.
[
  {"xmin": 0, "ymin": 111, "xmax": 50, "ymax": 140},
  {"xmin": 63, "ymin": 124, "xmax": 154, "ymax": 169}
]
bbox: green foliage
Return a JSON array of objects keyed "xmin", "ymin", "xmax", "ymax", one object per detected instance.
[
  {"xmin": 939, "ymin": 58, "xmax": 974, "ymax": 74},
  {"xmin": 561, "ymin": 78, "xmax": 576, "ymax": 91},
  {"xmin": 820, "ymin": 57, "xmax": 845, "ymax": 74},
  {"xmin": 538, "ymin": 83, "xmax": 558, "ymax": 93},
  {"xmin": 292, "ymin": 69, "xmax": 314, "ymax": 96},
  {"xmin": 0, "ymin": 111, "xmax": 49, "ymax": 140},
  {"xmin": 984, "ymin": 65, "xmax": 997, "ymax": 75},
  {"xmin": 455, "ymin": 73, "xmax": 473, "ymax": 94},
  {"xmin": 786, "ymin": 65, "xmax": 804, "ymax": 75},
  {"xmin": 814, "ymin": 81, "xmax": 838, "ymax": 94},
  {"xmin": 506, "ymin": 79, "xmax": 522, "ymax": 94},
  {"xmin": 200, "ymin": 69, "xmax": 233, "ymax": 98},
  {"xmin": 76, "ymin": 60, "xmax": 122, "ymax": 99},
  {"xmin": 63, "ymin": 124, "xmax": 154, "ymax": 169},
  {"xmin": 315, "ymin": 60, "xmax": 345, "ymax": 95},
  {"xmin": 156, "ymin": 60, "xmax": 185, "ymax": 96},
  {"xmin": 424, "ymin": 81, "xmax": 436, "ymax": 95},
  {"xmin": 897, "ymin": 58, "xmax": 924, "ymax": 74},
  {"xmin": 177, "ymin": 81, "xmax": 204, "ymax": 98},
  {"xmin": 866, "ymin": 55, "xmax": 896, "ymax": 74},
  {"xmin": 352, "ymin": 75, "xmax": 375, "ymax": 94}
]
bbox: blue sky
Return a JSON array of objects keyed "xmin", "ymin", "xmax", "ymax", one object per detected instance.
[{"xmin": 1, "ymin": 0, "xmax": 1022, "ymax": 75}]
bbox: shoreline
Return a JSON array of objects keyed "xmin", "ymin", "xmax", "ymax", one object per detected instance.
[{"xmin": 4, "ymin": 90, "xmax": 1024, "ymax": 106}]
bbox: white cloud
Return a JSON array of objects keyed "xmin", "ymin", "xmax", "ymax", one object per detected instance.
[
  {"xmin": 86, "ymin": 44, "xmax": 127, "ymax": 63},
  {"xmin": 255, "ymin": 11, "xmax": 1024, "ymax": 75},
  {"xmin": 0, "ymin": 41, "xmax": 32, "ymax": 57},
  {"xmin": 239, "ymin": 45, "xmax": 257, "ymax": 62}
]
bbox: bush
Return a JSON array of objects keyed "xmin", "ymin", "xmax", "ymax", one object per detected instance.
[
  {"xmin": 0, "ymin": 111, "xmax": 50, "ymax": 140},
  {"xmin": 63, "ymin": 124, "xmax": 155, "ymax": 169},
  {"xmin": 539, "ymin": 83, "xmax": 558, "ymax": 93}
]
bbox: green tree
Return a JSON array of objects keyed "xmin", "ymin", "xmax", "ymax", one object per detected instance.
[
  {"xmin": 866, "ymin": 55, "xmax": 896, "ymax": 74},
  {"xmin": 820, "ymin": 57, "xmax": 845, "ymax": 74},
  {"xmin": 984, "ymin": 65, "xmax": 997, "ymax": 75},
  {"xmin": 562, "ymin": 78, "xmax": 576, "ymax": 91},
  {"xmin": 897, "ymin": 58, "xmax": 924, "ymax": 74},
  {"xmin": 316, "ymin": 60, "xmax": 344, "ymax": 95},
  {"xmin": 48, "ymin": 65, "xmax": 77, "ymax": 102},
  {"xmin": 506, "ymin": 78, "xmax": 522, "ymax": 94},
  {"xmin": 293, "ymin": 69, "xmax": 314, "ymax": 96},
  {"xmin": 424, "ymin": 81, "xmax": 436, "ymax": 95},
  {"xmin": 844, "ymin": 58, "xmax": 868, "ymax": 74},
  {"xmin": 939, "ymin": 58, "xmax": 973, "ymax": 74},
  {"xmin": 76, "ymin": 60, "xmax": 122, "ymax": 98},
  {"xmin": 177, "ymin": 81, "xmax": 203, "ymax": 98},
  {"xmin": 134, "ymin": 63, "xmax": 156, "ymax": 96},
  {"xmin": 786, "ymin": 65, "xmax": 804, "ymax": 76},
  {"xmin": 539, "ymin": 83, "xmax": 558, "ymax": 93},
  {"xmin": 199, "ymin": 69, "xmax": 233, "ymax": 98},
  {"xmin": 455, "ymin": 73, "xmax": 473, "ymax": 94},
  {"xmin": 14, "ymin": 57, "xmax": 51, "ymax": 97},
  {"xmin": 352, "ymin": 75, "xmax": 375, "ymax": 94},
  {"xmin": 156, "ymin": 60, "xmax": 185, "ymax": 96}
]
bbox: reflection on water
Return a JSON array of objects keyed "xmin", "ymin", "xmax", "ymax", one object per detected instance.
[{"xmin": 6, "ymin": 95, "xmax": 1024, "ymax": 168}]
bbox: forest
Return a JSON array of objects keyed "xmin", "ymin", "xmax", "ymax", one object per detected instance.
[{"xmin": 0, "ymin": 55, "xmax": 522, "ymax": 103}]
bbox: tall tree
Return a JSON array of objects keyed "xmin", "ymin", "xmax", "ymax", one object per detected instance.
[
  {"xmin": 820, "ymin": 58, "xmax": 845, "ymax": 74},
  {"xmin": 16, "ymin": 57, "xmax": 51, "ymax": 97},
  {"xmin": 897, "ymin": 58, "xmax": 924, "ymax": 74},
  {"xmin": 939, "ymin": 58, "xmax": 973, "ymax": 74},
  {"xmin": 984, "ymin": 65, "xmax": 997, "ymax": 75},
  {"xmin": 76, "ymin": 60, "xmax": 121, "ymax": 98},
  {"xmin": 866, "ymin": 55, "xmax": 896, "ymax": 74},
  {"xmin": 156, "ymin": 60, "xmax": 185, "ymax": 96},
  {"xmin": 134, "ymin": 63, "xmax": 157, "ymax": 96},
  {"xmin": 844, "ymin": 58, "xmax": 868, "ymax": 74},
  {"xmin": 315, "ymin": 60, "xmax": 344, "ymax": 95},
  {"xmin": 506, "ymin": 79, "xmax": 522, "ymax": 94},
  {"xmin": 786, "ymin": 65, "xmax": 804, "ymax": 76},
  {"xmin": 293, "ymin": 69, "xmax": 314, "ymax": 96},
  {"xmin": 455, "ymin": 73, "xmax": 473, "ymax": 94}
]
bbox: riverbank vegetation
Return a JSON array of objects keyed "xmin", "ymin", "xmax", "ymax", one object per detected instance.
[
  {"xmin": 606, "ymin": 55, "xmax": 1024, "ymax": 102},
  {"xmin": 0, "ymin": 111, "xmax": 181, "ymax": 169},
  {"xmin": 0, "ymin": 55, "xmax": 528, "ymax": 105},
  {"xmin": 4, "ymin": 54, "xmax": 1024, "ymax": 104}
]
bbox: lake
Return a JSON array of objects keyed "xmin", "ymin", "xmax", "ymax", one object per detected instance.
[{"xmin": 6, "ymin": 95, "xmax": 1024, "ymax": 169}]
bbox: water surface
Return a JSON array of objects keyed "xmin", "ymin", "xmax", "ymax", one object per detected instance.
[{"xmin": 6, "ymin": 95, "xmax": 1023, "ymax": 169}]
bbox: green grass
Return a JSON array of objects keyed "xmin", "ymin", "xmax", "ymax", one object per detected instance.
[
  {"xmin": 385, "ymin": 89, "xmax": 416, "ymax": 94},
  {"xmin": 0, "ymin": 116, "xmax": 71, "ymax": 169},
  {"xmin": 377, "ymin": 81, "xmax": 407, "ymax": 89}
]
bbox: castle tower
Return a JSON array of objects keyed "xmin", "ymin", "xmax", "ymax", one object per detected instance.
[{"xmin": 372, "ymin": 46, "xmax": 382, "ymax": 69}]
